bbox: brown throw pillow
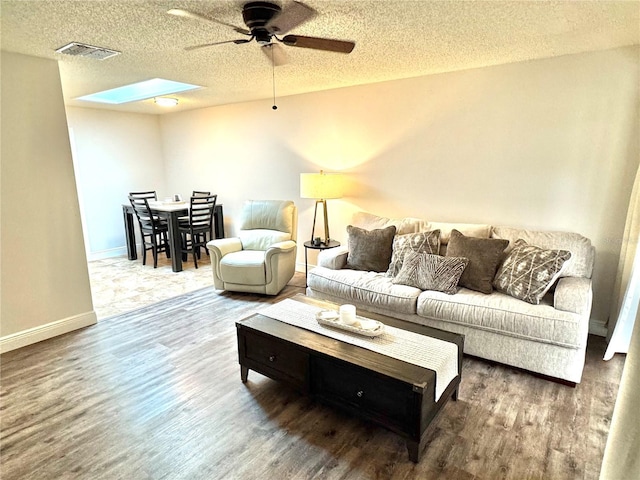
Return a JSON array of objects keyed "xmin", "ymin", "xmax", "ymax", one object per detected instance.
[
  {"xmin": 346, "ymin": 225, "xmax": 396, "ymax": 272},
  {"xmin": 445, "ymin": 229, "xmax": 508, "ymax": 294}
]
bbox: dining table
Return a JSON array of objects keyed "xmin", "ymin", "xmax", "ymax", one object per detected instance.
[{"xmin": 122, "ymin": 201, "xmax": 224, "ymax": 272}]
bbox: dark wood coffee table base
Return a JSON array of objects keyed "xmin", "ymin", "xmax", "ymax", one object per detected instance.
[{"xmin": 236, "ymin": 296, "xmax": 464, "ymax": 463}]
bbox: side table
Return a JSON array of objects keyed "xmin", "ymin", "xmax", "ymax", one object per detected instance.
[{"xmin": 303, "ymin": 240, "xmax": 341, "ymax": 287}]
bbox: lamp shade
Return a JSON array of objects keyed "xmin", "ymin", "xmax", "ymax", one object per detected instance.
[{"xmin": 300, "ymin": 171, "xmax": 344, "ymax": 199}]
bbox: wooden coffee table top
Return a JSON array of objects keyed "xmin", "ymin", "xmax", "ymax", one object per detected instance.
[{"xmin": 239, "ymin": 294, "xmax": 464, "ymax": 390}]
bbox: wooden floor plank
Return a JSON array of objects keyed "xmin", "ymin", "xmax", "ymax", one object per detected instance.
[{"xmin": 0, "ymin": 280, "xmax": 626, "ymax": 480}]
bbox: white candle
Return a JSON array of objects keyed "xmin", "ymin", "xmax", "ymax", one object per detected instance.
[{"xmin": 339, "ymin": 304, "xmax": 357, "ymax": 325}]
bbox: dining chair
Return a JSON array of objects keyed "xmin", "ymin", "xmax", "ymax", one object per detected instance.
[
  {"xmin": 128, "ymin": 196, "xmax": 171, "ymax": 268},
  {"xmin": 186, "ymin": 191, "xmax": 216, "ymax": 240},
  {"xmin": 179, "ymin": 194, "xmax": 217, "ymax": 269},
  {"xmin": 129, "ymin": 190, "xmax": 157, "ymax": 201}
]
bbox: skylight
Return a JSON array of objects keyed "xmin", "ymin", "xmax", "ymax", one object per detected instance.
[{"xmin": 76, "ymin": 78, "xmax": 201, "ymax": 104}]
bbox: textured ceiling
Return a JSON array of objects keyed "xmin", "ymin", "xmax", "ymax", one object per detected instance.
[{"xmin": 2, "ymin": 1, "xmax": 639, "ymax": 115}]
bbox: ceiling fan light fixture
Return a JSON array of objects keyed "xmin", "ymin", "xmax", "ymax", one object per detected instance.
[
  {"xmin": 174, "ymin": 1, "xmax": 355, "ymax": 57},
  {"xmin": 154, "ymin": 97, "xmax": 179, "ymax": 107}
]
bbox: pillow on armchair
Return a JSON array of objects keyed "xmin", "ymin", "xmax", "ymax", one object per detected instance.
[
  {"xmin": 238, "ymin": 229, "xmax": 292, "ymax": 250},
  {"xmin": 346, "ymin": 225, "xmax": 396, "ymax": 272}
]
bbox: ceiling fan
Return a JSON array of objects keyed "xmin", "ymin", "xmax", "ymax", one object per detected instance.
[{"xmin": 167, "ymin": 1, "xmax": 356, "ymax": 66}]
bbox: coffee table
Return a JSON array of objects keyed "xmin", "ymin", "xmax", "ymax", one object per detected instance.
[{"xmin": 235, "ymin": 295, "xmax": 464, "ymax": 463}]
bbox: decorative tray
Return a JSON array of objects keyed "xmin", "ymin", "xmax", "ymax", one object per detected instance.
[
  {"xmin": 315, "ymin": 310, "xmax": 385, "ymax": 337},
  {"xmin": 162, "ymin": 200, "xmax": 186, "ymax": 205}
]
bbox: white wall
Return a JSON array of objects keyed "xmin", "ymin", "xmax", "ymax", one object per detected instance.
[
  {"xmin": 65, "ymin": 107, "xmax": 166, "ymax": 259},
  {"xmin": 1, "ymin": 52, "xmax": 96, "ymax": 351},
  {"xmin": 158, "ymin": 46, "xmax": 640, "ymax": 332},
  {"xmin": 62, "ymin": 46, "xmax": 639, "ymax": 333}
]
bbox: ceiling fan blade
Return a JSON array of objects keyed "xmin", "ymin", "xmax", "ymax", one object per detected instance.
[
  {"xmin": 261, "ymin": 43, "xmax": 289, "ymax": 66},
  {"xmin": 265, "ymin": 1, "xmax": 317, "ymax": 34},
  {"xmin": 282, "ymin": 35, "xmax": 355, "ymax": 54},
  {"xmin": 167, "ymin": 8, "xmax": 250, "ymax": 35},
  {"xmin": 185, "ymin": 39, "xmax": 251, "ymax": 51}
]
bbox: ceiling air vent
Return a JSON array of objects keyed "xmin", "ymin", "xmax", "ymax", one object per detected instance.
[{"xmin": 55, "ymin": 42, "xmax": 121, "ymax": 60}]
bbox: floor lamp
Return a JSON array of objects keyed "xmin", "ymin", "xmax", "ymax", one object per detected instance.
[{"xmin": 300, "ymin": 171, "xmax": 344, "ymax": 245}]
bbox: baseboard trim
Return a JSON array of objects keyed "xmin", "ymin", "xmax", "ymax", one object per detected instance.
[
  {"xmin": 0, "ymin": 311, "xmax": 97, "ymax": 354},
  {"xmin": 87, "ymin": 246, "xmax": 128, "ymax": 261},
  {"xmin": 589, "ymin": 319, "xmax": 608, "ymax": 337}
]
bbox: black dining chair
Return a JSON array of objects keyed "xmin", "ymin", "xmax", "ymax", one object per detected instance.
[
  {"xmin": 129, "ymin": 190, "xmax": 157, "ymax": 201},
  {"xmin": 184, "ymin": 191, "xmax": 215, "ymax": 240},
  {"xmin": 192, "ymin": 190, "xmax": 211, "ymax": 197},
  {"xmin": 179, "ymin": 191, "xmax": 211, "ymax": 221},
  {"xmin": 179, "ymin": 194, "xmax": 217, "ymax": 269},
  {"xmin": 129, "ymin": 196, "xmax": 171, "ymax": 268}
]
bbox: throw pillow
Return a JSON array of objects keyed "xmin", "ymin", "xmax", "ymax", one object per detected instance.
[
  {"xmin": 386, "ymin": 230, "xmax": 441, "ymax": 277},
  {"xmin": 345, "ymin": 225, "xmax": 396, "ymax": 272},
  {"xmin": 392, "ymin": 252, "xmax": 469, "ymax": 294},
  {"xmin": 445, "ymin": 229, "xmax": 509, "ymax": 294},
  {"xmin": 493, "ymin": 239, "xmax": 572, "ymax": 304}
]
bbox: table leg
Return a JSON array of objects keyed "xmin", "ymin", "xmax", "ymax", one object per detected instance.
[
  {"xmin": 305, "ymin": 247, "xmax": 309, "ymax": 288},
  {"xmin": 123, "ymin": 206, "xmax": 137, "ymax": 260},
  {"xmin": 167, "ymin": 211, "xmax": 183, "ymax": 272},
  {"xmin": 214, "ymin": 205, "xmax": 225, "ymax": 239},
  {"xmin": 406, "ymin": 439, "xmax": 420, "ymax": 463}
]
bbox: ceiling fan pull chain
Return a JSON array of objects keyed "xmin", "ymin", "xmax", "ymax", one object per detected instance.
[{"xmin": 271, "ymin": 45, "xmax": 278, "ymax": 110}]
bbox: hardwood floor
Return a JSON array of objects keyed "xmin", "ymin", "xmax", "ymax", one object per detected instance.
[{"xmin": 0, "ymin": 280, "xmax": 626, "ymax": 480}]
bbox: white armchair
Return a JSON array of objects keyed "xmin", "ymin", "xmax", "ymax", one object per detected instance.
[{"xmin": 207, "ymin": 200, "xmax": 298, "ymax": 295}]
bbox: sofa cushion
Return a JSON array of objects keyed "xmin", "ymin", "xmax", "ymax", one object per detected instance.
[
  {"xmin": 392, "ymin": 253, "xmax": 469, "ymax": 294},
  {"xmin": 493, "ymin": 239, "xmax": 572, "ymax": 305},
  {"xmin": 386, "ymin": 230, "xmax": 440, "ymax": 277},
  {"xmin": 239, "ymin": 200, "xmax": 295, "ymax": 233},
  {"xmin": 445, "ymin": 229, "xmax": 509, "ymax": 294},
  {"xmin": 346, "ymin": 225, "xmax": 396, "ymax": 272},
  {"xmin": 416, "ymin": 288, "xmax": 584, "ymax": 348},
  {"xmin": 491, "ymin": 226, "xmax": 594, "ymax": 278},
  {"xmin": 307, "ymin": 266, "xmax": 421, "ymax": 314},
  {"xmin": 352, "ymin": 211, "xmax": 427, "ymax": 235},
  {"xmin": 220, "ymin": 250, "xmax": 266, "ymax": 285},
  {"xmin": 238, "ymin": 229, "xmax": 291, "ymax": 251}
]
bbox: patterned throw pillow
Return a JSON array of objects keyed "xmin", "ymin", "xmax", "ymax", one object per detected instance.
[
  {"xmin": 392, "ymin": 252, "xmax": 469, "ymax": 294},
  {"xmin": 345, "ymin": 225, "xmax": 397, "ymax": 272},
  {"xmin": 493, "ymin": 239, "xmax": 572, "ymax": 304},
  {"xmin": 386, "ymin": 230, "xmax": 441, "ymax": 277}
]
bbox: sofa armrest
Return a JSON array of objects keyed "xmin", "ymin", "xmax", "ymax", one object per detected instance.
[
  {"xmin": 207, "ymin": 238, "xmax": 243, "ymax": 258},
  {"xmin": 206, "ymin": 238, "xmax": 243, "ymax": 290},
  {"xmin": 265, "ymin": 241, "xmax": 297, "ymax": 290},
  {"xmin": 265, "ymin": 240, "xmax": 297, "ymax": 258},
  {"xmin": 317, "ymin": 246, "xmax": 349, "ymax": 270},
  {"xmin": 554, "ymin": 277, "xmax": 593, "ymax": 315}
]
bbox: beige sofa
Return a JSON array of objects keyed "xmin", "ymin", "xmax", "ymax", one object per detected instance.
[{"xmin": 306, "ymin": 213, "xmax": 595, "ymax": 384}]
